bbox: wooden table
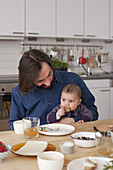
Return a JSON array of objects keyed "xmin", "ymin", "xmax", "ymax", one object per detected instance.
[{"xmin": 1, "ymin": 119, "xmax": 113, "ymax": 170}]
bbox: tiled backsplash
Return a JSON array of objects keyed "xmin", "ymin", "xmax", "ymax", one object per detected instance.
[
  {"xmin": 0, "ymin": 41, "xmax": 21, "ymax": 75},
  {"xmin": 0, "ymin": 38, "xmax": 113, "ymax": 75}
]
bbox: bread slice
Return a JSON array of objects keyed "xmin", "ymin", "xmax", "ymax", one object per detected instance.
[
  {"xmin": 84, "ymin": 162, "xmax": 96, "ymax": 170},
  {"xmin": 84, "ymin": 157, "xmax": 97, "ymax": 170},
  {"xmin": 64, "ymin": 107, "xmax": 71, "ymax": 112},
  {"xmin": 85, "ymin": 156, "xmax": 97, "ymax": 166}
]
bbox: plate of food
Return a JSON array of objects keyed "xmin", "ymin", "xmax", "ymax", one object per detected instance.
[
  {"xmin": 67, "ymin": 156, "xmax": 113, "ymax": 170},
  {"xmin": 39, "ymin": 124, "xmax": 75, "ymax": 136},
  {"xmin": 11, "ymin": 141, "xmax": 56, "ymax": 156}
]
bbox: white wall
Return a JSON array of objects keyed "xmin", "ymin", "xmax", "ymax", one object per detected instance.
[{"xmin": 0, "ymin": 38, "xmax": 113, "ymax": 75}]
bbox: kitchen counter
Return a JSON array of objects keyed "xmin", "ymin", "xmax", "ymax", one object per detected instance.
[
  {"xmin": 0, "ymin": 72, "xmax": 113, "ymax": 84},
  {"xmin": 77, "ymin": 72, "xmax": 113, "ymax": 80}
]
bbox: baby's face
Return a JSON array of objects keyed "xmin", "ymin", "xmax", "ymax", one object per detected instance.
[{"xmin": 61, "ymin": 92, "xmax": 81, "ymax": 111}]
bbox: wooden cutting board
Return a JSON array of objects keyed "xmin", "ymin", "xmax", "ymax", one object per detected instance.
[
  {"xmin": 88, "ymin": 55, "xmax": 96, "ymax": 68},
  {"xmin": 88, "ymin": 49, "xmax": 96, "ymax": 68}
]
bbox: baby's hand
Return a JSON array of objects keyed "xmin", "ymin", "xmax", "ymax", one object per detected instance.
[
  {"xmin": 57, "ymin": 108, "xmax": 65, "ymax": 117},
  {"xmin": 77, "ymin": 120, "xmax": 84, "ymax": 123}
]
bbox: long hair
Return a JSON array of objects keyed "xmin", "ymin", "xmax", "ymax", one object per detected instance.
[{"xmin": 18, "ymin": 49, "xmax": 54, "ymax": 93}]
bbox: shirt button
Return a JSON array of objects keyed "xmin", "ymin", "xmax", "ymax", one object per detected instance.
[{"xmin": 48, "ymin": 102, "xmax": 51, "ymax": 105}]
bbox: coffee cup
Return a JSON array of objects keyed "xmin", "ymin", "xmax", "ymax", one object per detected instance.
[
  {"xmin": 13, "ymin": 120, "xmax": 23, "ymax": 134},
  {"xmin": 37, "ymin": 151, "xmax": 64, "ymax": 170}
]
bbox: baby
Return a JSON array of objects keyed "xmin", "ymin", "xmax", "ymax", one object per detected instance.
[{"xmin": 47, "ymin": 83, "xmax": 93, "ymax": 124}]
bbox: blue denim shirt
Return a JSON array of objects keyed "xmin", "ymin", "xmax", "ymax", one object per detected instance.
[{"xmin": 9, "ymin": 70, "xmax": 98, "ymax": 130}]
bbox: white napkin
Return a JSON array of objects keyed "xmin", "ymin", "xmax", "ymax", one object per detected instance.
[{"xmin": 15, "ymin": 141, "xmax": 48, "ymax": 155}]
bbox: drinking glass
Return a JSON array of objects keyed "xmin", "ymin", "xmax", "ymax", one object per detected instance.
[
  {"xmin": 22, "ymin": 117, "xmax": 40, "ymax": 139},
  {"xmin": 95, "ymin": 131, "xmax": 113, "ymax": 157}
]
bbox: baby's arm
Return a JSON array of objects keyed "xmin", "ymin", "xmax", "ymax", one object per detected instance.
[{"xmin": 56, "ymin": 107, "xmax": 65, "ymax": 119}]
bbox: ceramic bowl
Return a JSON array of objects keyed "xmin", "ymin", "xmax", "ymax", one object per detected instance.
[
  {"xmin": 0, "ymin": 144, "xmax": 11, "ymax": 162},
  {"xmin": 60, "ymin": 141, "xmax": 74, "ymax": 154},
  {"xmin": 71, "ymin": 132, "xmax": 100, "ymax": 148}
]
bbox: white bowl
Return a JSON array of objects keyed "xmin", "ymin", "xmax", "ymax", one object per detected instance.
[
  {"xmin": 71, "ymin": 132, "xmax": 100, "ymax": 148},
  {"xmin": 0, "ymin": 144, "xmax": 11, "ymax": 162}
]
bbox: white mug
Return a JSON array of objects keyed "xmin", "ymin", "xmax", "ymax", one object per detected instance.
[
  {"xmin": 13, "ymin": 120, "xmax": 23, "ymax": 134},
  {"xmin": 37, "ymin": 151, "xmax": 64, "ymax": 170}
]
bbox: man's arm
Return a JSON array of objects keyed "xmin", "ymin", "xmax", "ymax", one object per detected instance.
[{"xmin": 9, "ymin": 86, "xmax": 26, "ymax": 130}]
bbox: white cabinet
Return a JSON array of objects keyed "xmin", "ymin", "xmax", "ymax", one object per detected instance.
[
  {"xmin": 85, "ymin": 0, "xmax": 109, "ymax": 39},
  {"xmin": 110, "ymin": 0, "xmax": 113, "ymax": 39},
  {"xmin": 0, "ymin": 0, "xmax": 24, "ymax": 38},
  {"xmin": 84, "ymin": 79, "xmax": 111, "ymax": 120},
  {"xmin": 57, "ymin": 0, "xmax": 109, "ymax": 39},
  {"xmin": 57, "ymin": 0, "xmax": 84, "ymax": 38},
  {"xmin": 90, "ymin": 88, "xmax": 110, "ymax": 120},
  {"xmin": 26, "ymin": 0, "xmax": 55, "ymax": 37}
]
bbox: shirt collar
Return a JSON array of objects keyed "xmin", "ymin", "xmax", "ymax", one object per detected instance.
[{"xmin": 54, "ymin": 70, "xmax": 63, "ymax": 83}]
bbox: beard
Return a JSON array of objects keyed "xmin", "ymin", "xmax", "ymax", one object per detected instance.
[{"xmin": 37, "ymin": 79, "xmax": 54, "ymax": 90}]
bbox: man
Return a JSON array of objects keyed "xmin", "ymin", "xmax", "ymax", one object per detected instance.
[{"xmin": 9, "ymin": 49, "xmax": 98, "ymax": 130}]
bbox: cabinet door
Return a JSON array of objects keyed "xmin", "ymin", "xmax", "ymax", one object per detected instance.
[
  {"xmin": 26, "ymin": 0, "xmax": 55, "ymax": 37},
  {"xmin": 110, "ymin": 0, "xmax": 113, "ymax": 39},
  {"xmin": 85, "ymin": 0, "xmax": 109, "ymax": 39},
  {"xmin": 57, "ymin": 0, "xmax": 84, "ymax": 38},
  {"xmin": 0, "ymin": 0, "xmax": 24, "ymax": 37},
  {"xmin": 90, "ymin": 88, "xmax": 110, "ymax": 120},
  {"xmin": 110, "ymin": 87, "xmax": 113, "ymax": 119}
]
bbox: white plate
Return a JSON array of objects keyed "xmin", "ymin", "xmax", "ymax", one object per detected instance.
[
  {"xmin": 67, "ymin": 157, "xmax": 113, "ymax": 170},
  {"xmin": 11, "ymin": 142, "xmax": 56, "ymax": 156},
  {"xmin": 39, "ymin": 124, "xmax": 75, "ymax": 136}
]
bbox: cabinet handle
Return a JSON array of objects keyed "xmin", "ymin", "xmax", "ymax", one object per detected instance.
[
  {"xmin": 12, "ymin": 32, "xmax": 24, "ymax": 34},
  {"xmin": 73, "ymin": 34, "xmax": 83, "ymax": 37},
  {"xmin": 100, "ymin": 89, "xmax": 110, "ymax": 92},
  {"xmin": 86, "ymin": 35, "xmax": 96, "ymax": 37},
  {"xmin": 28, "ymin": 32, "xmax": 39, "ymax": 35}
]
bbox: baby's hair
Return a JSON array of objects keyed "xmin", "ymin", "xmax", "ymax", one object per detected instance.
[{"xmin": 62, "ymin": 84, "xmax": 81, "ymax": 99}]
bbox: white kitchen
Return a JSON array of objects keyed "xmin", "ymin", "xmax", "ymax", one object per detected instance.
[
  {"xmin": 0, "ymin": 0, "xmax": 113, "ymax": 131},
  {"xmin": 1, "ymin": 0, "xmax": 113, "ymax": 169}
]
